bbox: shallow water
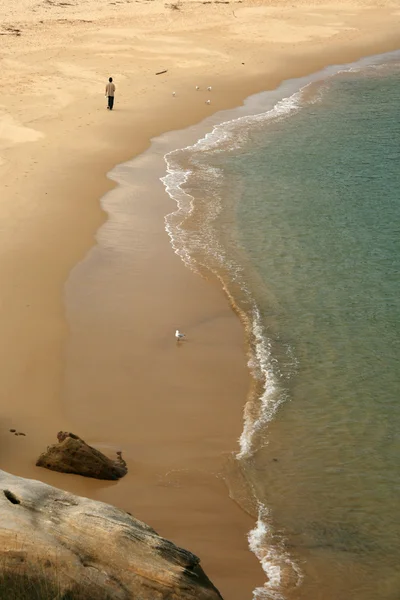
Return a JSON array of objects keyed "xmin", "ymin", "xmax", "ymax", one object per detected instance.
[{"xmin": 162, "ymin": 53, "xmax": 400, "ymax": 599}]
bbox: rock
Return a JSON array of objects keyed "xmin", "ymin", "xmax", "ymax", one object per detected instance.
[
  {"xmin": 9, "ymin": 429, "xmax": 16, "ymax": 433},
  {"xmin": 36, "ymin": 432, "xmax": 127, "ymax": 480},
  {"xmin": 0, "ymin": 470, "xmax": 222, "ymax": 599}
]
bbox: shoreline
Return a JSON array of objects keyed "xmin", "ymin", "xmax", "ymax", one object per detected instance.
[
  {"xmin": 1, "ymin": 2, "xmax": 400, "ymax": 598},
  {"xmin": 61, "ymin": 120, "xmax": 267, "ymax": 598},
  {"xmin": 135, "ymin": 48, "xmax": 400, "ymax": 596}
]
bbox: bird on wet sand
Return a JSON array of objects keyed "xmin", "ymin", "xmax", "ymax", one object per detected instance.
[{"xmin": 175, "ymin": 329, "xmax": 185, "ymax": 341}]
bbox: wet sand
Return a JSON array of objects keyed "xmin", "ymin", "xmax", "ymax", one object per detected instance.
[
  {"xmin": 2, "ymin": 143, "xmax": 266, "ymax": 597},
  {"xmin": 1, "ymin": 0, "xmax": 400, "ymax": 597}
]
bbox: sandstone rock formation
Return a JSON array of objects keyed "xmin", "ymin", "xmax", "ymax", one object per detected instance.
[
  {"xmin": 0, "ymin": 470, "xmax": 223, "ymax": 599},
  {"xmin": 36, "ymin": 432, "xmax": 127, "ymax": 480}
]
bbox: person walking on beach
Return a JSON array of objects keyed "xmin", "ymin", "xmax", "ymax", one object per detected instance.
[{"xmin": 105, "ymin": 77, "xmax": 116, "ymax": 110}]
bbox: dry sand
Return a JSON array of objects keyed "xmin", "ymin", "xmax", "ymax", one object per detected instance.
[{"xmin": 1, "ymin": 0, "xmax": 400, "ymax": 597}]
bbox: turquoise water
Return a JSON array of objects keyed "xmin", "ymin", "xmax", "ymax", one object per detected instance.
[{"xmin": 163, "ymin": 55, "xmax": 400, "ymax": 600}]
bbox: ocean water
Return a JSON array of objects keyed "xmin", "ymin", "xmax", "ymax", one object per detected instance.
[{"xmin": 162, "ymin": 54, "xmax": 400, "ymax": 599}]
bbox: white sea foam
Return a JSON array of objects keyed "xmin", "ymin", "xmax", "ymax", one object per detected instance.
[
  {"xmin": 249, "ymin": 506, "xmax": 303, "ymax": 600},
  {"xmin": 161, "ymin": 86, "xmax": 307, "ymax": 278},
  {"xmin": 184, "ymin": 90, "xmax": 303, "ymax": 155},
  {"xmin": 238, "ymin": 304, "xmax": 288, "ymax": 459},
  {"xmin": 162, "ymin": 165, "xmax": 196, "ymax": 269}
]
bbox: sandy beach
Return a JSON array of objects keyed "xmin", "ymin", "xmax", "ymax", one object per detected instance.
[{"xmin": 1, "ymin": 0, "xmax": 400, "ymax": 597}]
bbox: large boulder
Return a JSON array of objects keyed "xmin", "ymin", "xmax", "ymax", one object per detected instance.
[
  {"xmin": 36, "ymin": 432, "xmax": 127, "ymax": 480},
  {"xmin": 0, "ymin": 470, "xmax": 223, "ymax": 600}
]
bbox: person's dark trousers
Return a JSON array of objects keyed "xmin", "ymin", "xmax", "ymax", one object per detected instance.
[{"xmin": 108, "ymin": 96, "xmax": 114, "ymax": 110}]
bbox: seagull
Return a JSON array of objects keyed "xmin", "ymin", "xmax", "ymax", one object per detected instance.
[
  {"xmin": 207, "ymin": 86, "xmax": 212, "ymax": 91},
  {"xmin": 195, "ymin": 85, "xmax": 200, "ymax": 90},
  {"xmin": 175, "ymin": 329, "xmax": 185, "ymax": 341},
  {"xmin": 206, "ymin": 99, "xmax": 211, "ymax": 104},
  {"xmin": 172, "ymin": 91, "xmax": 176, "ymax": 96}
]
